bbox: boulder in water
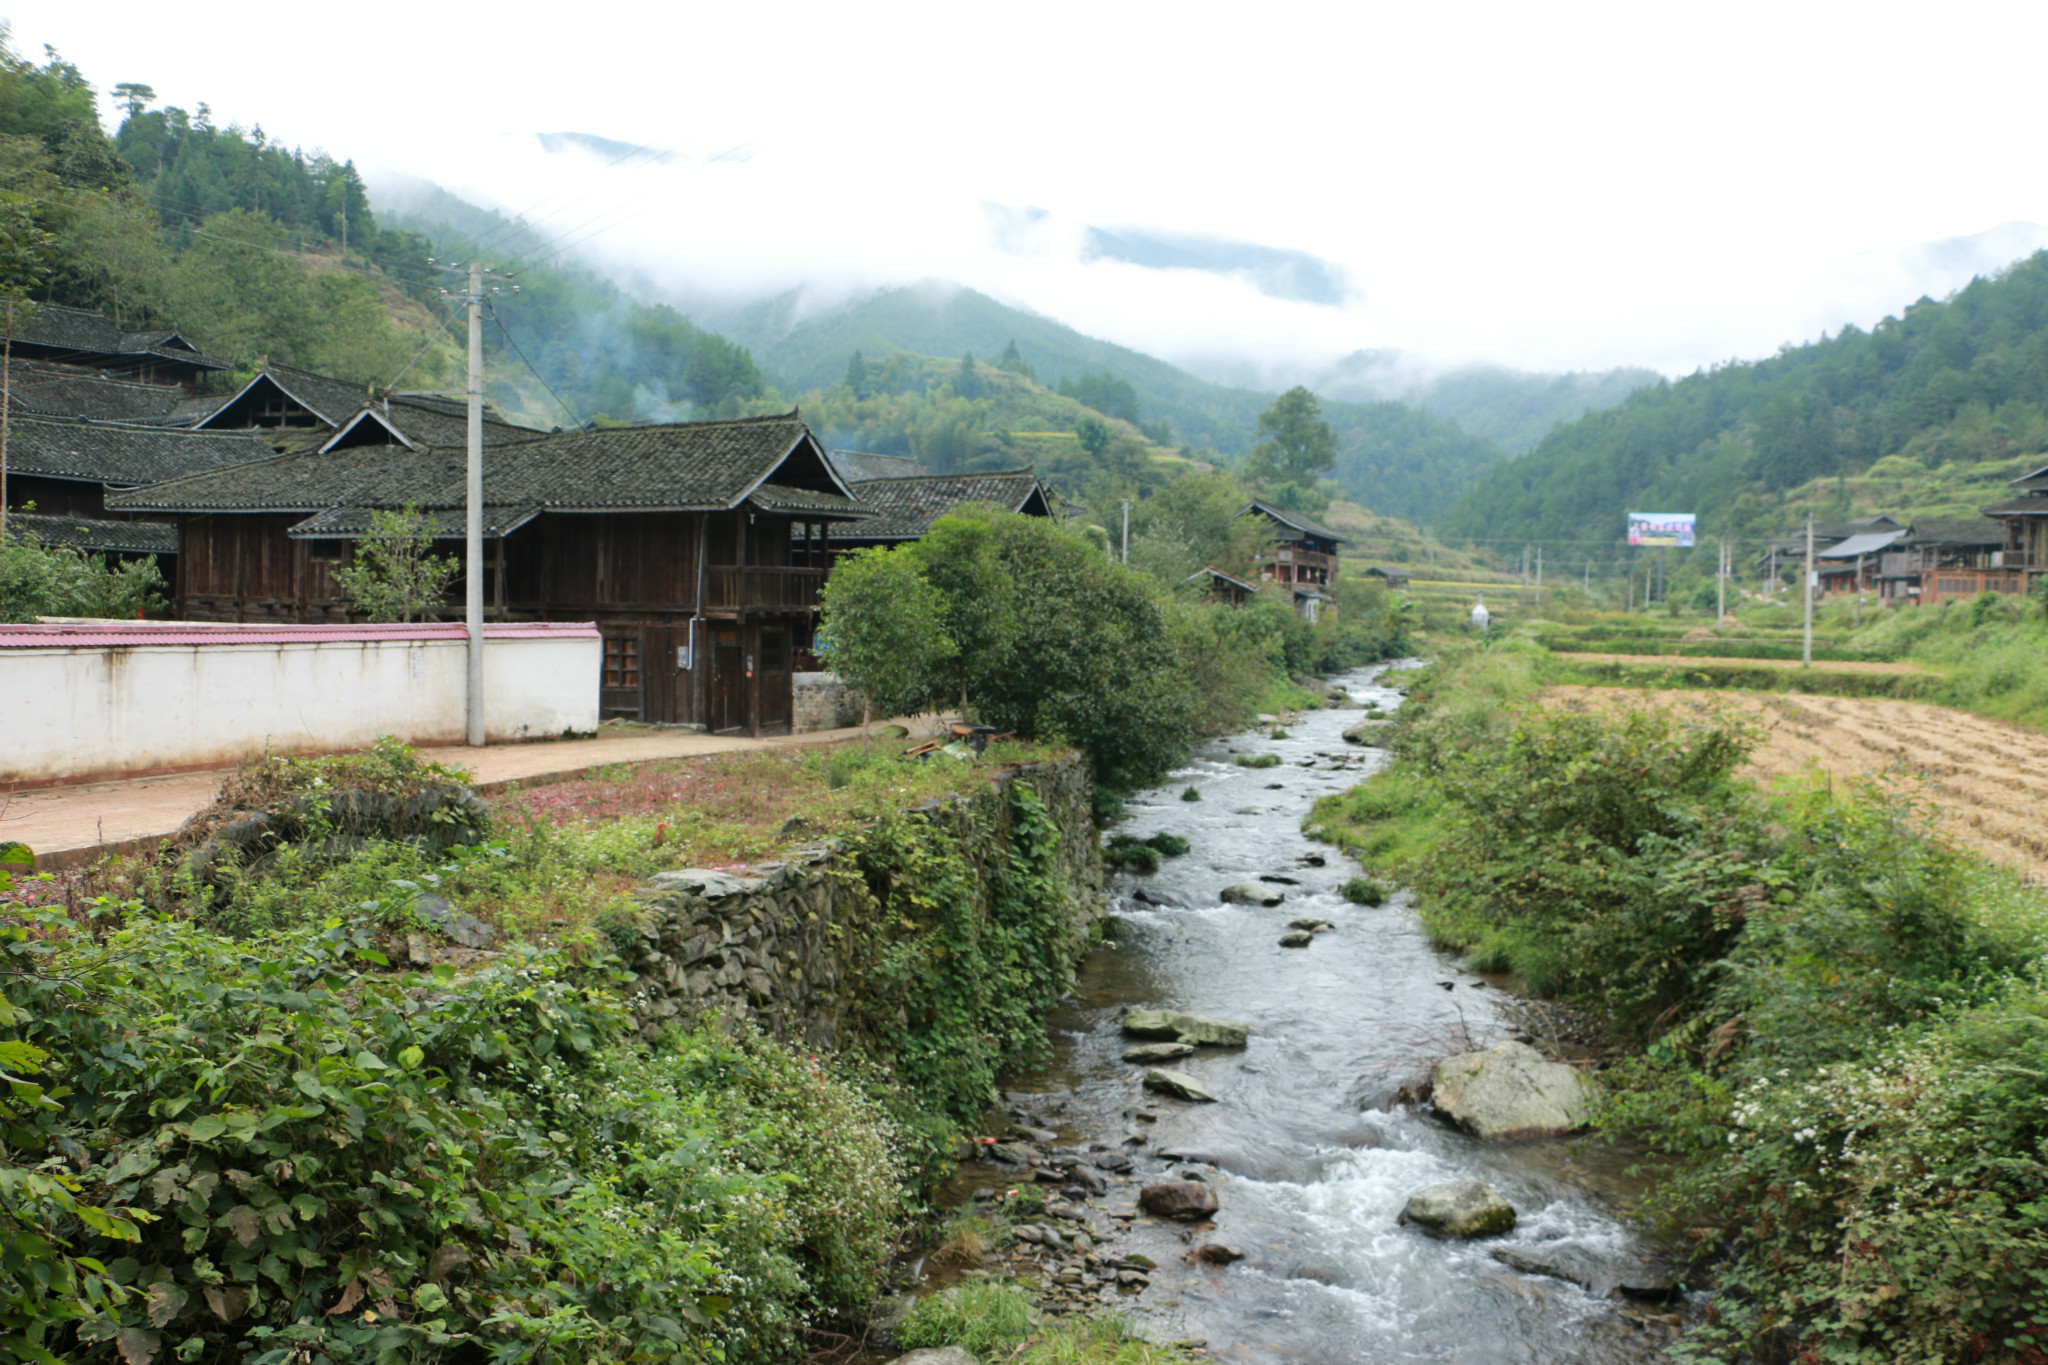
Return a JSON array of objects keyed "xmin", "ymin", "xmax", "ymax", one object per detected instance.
[
  {"xmin": 1122, "ymin": 1010, "xmax": 1250, "ymax": 1047},
  {"xmin": 1491, "ymin": 1246, "xmax": 1592, "ymax": 1289},
  {"xmin": 1220, "ymin": 882, "xmax": 1283, "ymax": 906},
  {"xmin": 1122, "ymin": 1041, "xmax": 1197, "ymax": 1064},
  {"xmin": 1132, "ymin": 886, "xmax": 1189, "ymax": 909},
  {"xmin": 1139, "ymin": 1180, "xmax": 1220, "ymax": 1220},
  {"xmin": 1278, "ymin": 930, "xmax": 1314, "ymax": 948},
  {"xmin": 1431, "ymin": 1041, "xmax": 1590, "ymax": 1140},
  {"xmin": 1192, "ymin": 1242, "xmax": 1245, "ymax": 1265},
  {"xmin": 1143, "ymin": 1069, "xmax": 1218, "ymax": 1102},
  {"xmin": 1398, "ymin": 1179, "xmax": 1516, "ymax": 1238}
]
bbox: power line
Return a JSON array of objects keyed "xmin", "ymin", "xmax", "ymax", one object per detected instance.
[{"xmin": 486, "ymin": 301, "xmax": 580, "ymax": 429}]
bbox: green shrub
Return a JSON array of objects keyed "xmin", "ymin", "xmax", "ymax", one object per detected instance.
[
  {"xmin": 1340, "ymin": 876, "xmax": 1388, "ymax": 906},
  {"xmin": 0, "ymin": 906, "xmax": 903, "ymax": 1364},
  {"xmin": 1142, "ymin": 833, "xmax": 1189, "ymax": 856},
  {"xmin": 1102, "ymin": 838, "xmax": 1161, "ymax": 874},
  {"xmin": 1233, "ymin": 753, "xmax": 1282, "ymax": 769},
  {"xmin": 1180, "ymin": 786, "xmax": 1201, "ymax": 802}
]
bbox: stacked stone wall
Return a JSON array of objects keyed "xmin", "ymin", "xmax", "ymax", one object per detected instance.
[
  {"xmin": 622, "ymin": 754, "xmax": 1104, "ymax": 1048},
  {"xmin": 792, "ymin": 671, "xmax": 867, "ymax": 733}
]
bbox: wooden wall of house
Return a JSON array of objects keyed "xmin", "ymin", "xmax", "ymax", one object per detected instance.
[{"xmin": 9, "ymin": 476, "xmax": 106, "ymax": 518}]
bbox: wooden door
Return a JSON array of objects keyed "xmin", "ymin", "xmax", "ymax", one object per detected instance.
[
  {"xmin": 757, "ymin": 625, "xmax": 793, "ymax": 735},
  {"xmin": 600, "ymin": 629, "xmax": 646, "ymax": 720},
  {"xmin": 708, "ymin": 626, "xmax": 747, "ymax": 735},
  {"xmin": 641, "ymin": 625, "xmax": 687, "ymax": 724}
]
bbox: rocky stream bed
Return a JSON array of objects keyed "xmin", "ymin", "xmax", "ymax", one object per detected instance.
[{"xmin": 883, "ymin": 663, "xmax": 1693, "ymax": 1365}]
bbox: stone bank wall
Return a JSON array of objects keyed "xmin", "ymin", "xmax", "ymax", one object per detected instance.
[{"xmin": 622, "ymin": 754, "xmax": 1104, "ymax": 1049}]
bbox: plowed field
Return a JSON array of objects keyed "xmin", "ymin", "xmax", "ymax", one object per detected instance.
[{"xmin": 1542, "ymin": 686, "xmax": 2048, "ymax": 880}]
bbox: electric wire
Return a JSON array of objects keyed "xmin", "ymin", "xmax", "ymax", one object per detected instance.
[{"xmin": 486, "ymin": 300, "xmax": 580, "ymax": 429}]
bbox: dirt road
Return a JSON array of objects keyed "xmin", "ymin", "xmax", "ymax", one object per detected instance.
[
  {"xmin": 1543, "ymin": 686, "xmax": 2048, "ymax": 879},
  {"xmin": 1558, "ymin": 652, "xmax": 1935, "ymax": 676}
]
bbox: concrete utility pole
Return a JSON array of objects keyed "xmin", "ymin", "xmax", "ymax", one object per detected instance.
[
  {"xmin": 465, "ymin": 261, "xmax": 485, "ymax": 746},
  {"xmin": 1802, "ymin": 516, "xmax": 1815, "ymax": 668},
  {"xmin": 0, "ymin": 300, "xmax": 12, "ymax": 545},
  {"xmin": 1717, "ymin": 538, "xmax": 1727, "ymax": 622}
]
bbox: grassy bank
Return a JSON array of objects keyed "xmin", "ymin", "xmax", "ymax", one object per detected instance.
[
  {"xmin": 1311, "ymin": 643, "xmax": 2048, "ymax": 1363},
  {"xmin": 0, "ymin": 736, "xmax": 1135, "ymax": 1365}
]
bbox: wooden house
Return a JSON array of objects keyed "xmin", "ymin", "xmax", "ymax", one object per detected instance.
[
  {"xmin": 1238, "ymin": 500, "xmax": 1348, "ymax": 621},
  {"xmin": 1184, "ymin": 565, "xmax": 1259, "ymax": 606},
  {"xmin": 827, "ymin": 470, "xmax": 1054, "ymax": 553},
  {"xmin": 1814, "ymin": 529, "xmax": 1905, "ymax": 597},
  {"xmin": 2, "ymin": 305, "xmax": 231, "ymax": 392},
  {"xmin": 3, "ymin": 416, "xmax": 278, "ymax": 570},
  {"xmin": 106, "ymin": 414, "xmax": 872, "ymax": 736},
  {"xmin": 1873, "ymin": 518, "xmax": 2013, "ymax": 604},
  {"xmin": 1751, "ymin": 515, "xmax": 1903, "ymax": 585},
  {"xmin": 1983, "ymin": 460, "xmax": 2048, "ymax": 587}
]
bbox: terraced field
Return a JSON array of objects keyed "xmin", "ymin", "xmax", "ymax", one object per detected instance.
[{"xmin": 1544, "ymin": 686, "xmax": 2048, "ymax": 880}]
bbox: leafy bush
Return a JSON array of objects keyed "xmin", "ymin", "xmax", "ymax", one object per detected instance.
[
  {"xmin": 0, "ymin": 529, "xmax": 167, "ymax": 622},
  {"xmin": 0, "ymin": 906, "xmax": 904, "ymax": 1365},
  {"xmin": 1233, "ymin": 753, "xmax": 1282, "ymax": 769}
]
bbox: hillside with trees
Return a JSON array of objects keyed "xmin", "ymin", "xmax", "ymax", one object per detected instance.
[
  {"xmin": 1438, "ymin": 252, "xmax": 2048, "ymax": 545},
  {"xmin": 2, "ymin": 39, "xmax": 455, "ymax": 388},
  {"xmin": 699, "ymin": 282, "xmax": 1510, "ymax": 524}
]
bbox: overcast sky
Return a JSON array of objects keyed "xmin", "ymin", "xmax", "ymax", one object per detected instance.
[{"xmin": 19, "ymin": 0, "xmax": 2048, "ymax": 379}]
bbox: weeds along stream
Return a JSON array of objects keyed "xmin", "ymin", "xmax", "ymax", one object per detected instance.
[{"xmin": 943, "ymin": 664, "xmax": 1682, "ymax": 1365}]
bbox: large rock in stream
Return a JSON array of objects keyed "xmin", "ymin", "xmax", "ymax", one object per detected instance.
[
  {"xmin": 1143, "ymin": 1068, "xmax": 1218, "ymax": 1102},
  {"xmin": 1122, "ymin": 1009, "xmax": 1249, "ymax": 1047},
  {"xmin": 1430, "ymin": 1041, "xmax": 1590, "ymax": 1140},
  {"xmin": 1139, "ymin": 1180, "xmax": 1220, "ymax": 1220},
  {"xmin": 1398, "ymin": 1179, "xmax": 1516, "ymax": 1238},
  {"xmin": 1220, "ymin": 882, "xmax": 1284, "ymax": 906}
]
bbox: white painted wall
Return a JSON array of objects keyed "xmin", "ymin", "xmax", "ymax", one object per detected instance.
[{"xmin": 0, "ymin": 625, "xmax": 600, "ymax": 786}]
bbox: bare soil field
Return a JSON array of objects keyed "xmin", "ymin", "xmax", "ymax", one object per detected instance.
[
  {"xmin": 1543, "ymin": 686, "xmax": 2048, "ymax": 880},
  {"xmin": 1558, "ymin": 652, "xmax": 1935, "ymax": 676}
]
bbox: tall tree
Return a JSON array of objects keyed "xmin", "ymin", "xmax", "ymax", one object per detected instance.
[{"xmin": 1248, "ymin": 386, "xmax": 1338, "ymax": 486}]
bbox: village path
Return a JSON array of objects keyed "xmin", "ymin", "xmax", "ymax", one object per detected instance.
[{"xmin": 3, "ymin": 714, "xmax": 948, "ymax": 871}]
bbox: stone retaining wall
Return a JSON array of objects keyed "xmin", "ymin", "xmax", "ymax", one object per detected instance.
[
  {"xmin": 621, "ymin": 754, "xmax": 1103, "ymax": 1048},
  {"xmin": 792, "ymin": 671, "xmax": 866, "ymax": 733}
]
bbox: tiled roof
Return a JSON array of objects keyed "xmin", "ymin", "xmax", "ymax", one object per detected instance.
[
  {"xmin": 750, "ymin": 481, "xmax": 876, "ymax": 517},
  {"xmin": 287, "ymin": 504, "xmax": 544, "ymax": 540},
  {"xmin": 1982, "ymin": 499, "xmax": 2048, "ymax": 517},
  {"xmin": 109, "ymin": 415, "xmax": 872, "ymax": 521},
  {"xmin": 9, "ymin": 374, "xmax": 189, "ymax": 423},
  {"xmin": 6, "ymin": 511, "xmax": 179, "ymax": 556},
  {"xmin": 828, "ymin": 450, "xmax": 931, "ymax": 482},
  {"xmin": 837, "ymin": 471, "xmax": 1049, "ymax": 541},
  {"xmin": 1901, "ymin": 517, "xmax": 2003, "ymax": 547},
  {"xmin": 1185, "ymin": 565, "xmax": 1259, "ymax": 593},
  {"xmin": 7, "ymin": 304, "xmax": 231, "ymax": 370},
  {"xmin": 7, "ymin": 416, "xmax": 285, "ymax": 487},
  {"xmin": 1241, "ymin": 500, "xmax": 1350, "ymax": 545},
  {"xmin": 1816, "ymin": 531, "xmax": 1904, "ymax": 559},
  {"xmin": 323, "ymin": 399, "xmax": 537, "ymax": 451}
]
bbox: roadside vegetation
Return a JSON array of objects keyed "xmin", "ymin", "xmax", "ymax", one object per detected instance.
[
  {"xmin": 0, "ymin": 727, "xmax": 1123, "ymax": 1364},
  {"xmin": 1312, "ymin": 640, "xmax": 2048, "ymax": 1363},
  {"xmin": 0, "ymin": 527, "xmax": 168, "ymax": 622}
]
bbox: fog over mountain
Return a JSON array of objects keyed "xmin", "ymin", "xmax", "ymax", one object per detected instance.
[{"xmin": 378, "ymin": 130, "xmax": 2048, "ymax": 417}]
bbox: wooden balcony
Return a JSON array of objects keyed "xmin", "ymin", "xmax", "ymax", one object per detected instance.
[
  {"xmin": 704, "ymin": 566, "xmax": 825, "ymax": 613},
  {"xmin": 1255, "ymin": 547, "xmax": 1337, "ymax": 586}
]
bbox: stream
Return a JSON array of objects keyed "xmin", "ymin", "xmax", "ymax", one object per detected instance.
[{"xmin": 933, "ymin": 663, "xmax": 1682, "ymax": 1364}]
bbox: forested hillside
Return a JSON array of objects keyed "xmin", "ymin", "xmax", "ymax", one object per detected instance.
[
  {"xmin": 702, "ymin": 282, "xmax": 1509, "ymax": 524},
  {"xmin": 1438, "ymin": 253, "xmax": 2048, "ymax": 544},
  {"xmin": 2, "ymin": 41, "xmax": 454, "ymax": 387},
  {"xmin": 0, "ymin": 39, "xmax": 770, "ymax": 428},
  {"xmin": 381, "ymin": 186, "xmax": 772, "ymax": 424}
]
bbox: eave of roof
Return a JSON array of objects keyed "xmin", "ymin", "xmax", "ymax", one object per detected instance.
[
  {"xmin": 7, "ymin": 511, "xmax": 179, "ymax": 555},
  {"xmin": 1241, "ymin": 499, "xmax": 1350, "ymax": 545}
]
